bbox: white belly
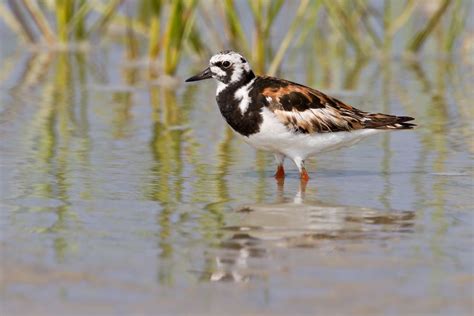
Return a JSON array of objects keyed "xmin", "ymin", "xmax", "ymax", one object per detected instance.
[{"xmin": 241, "ymin": 108, "xmax": 383, "ymax": 160}]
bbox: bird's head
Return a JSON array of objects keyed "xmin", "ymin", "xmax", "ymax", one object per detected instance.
[{"xmin": 185, "ymin": 50, "xmax": 254, "ymax": 85}]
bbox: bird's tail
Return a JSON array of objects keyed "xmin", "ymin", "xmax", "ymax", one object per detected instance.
[{"xmin": 364, "ymin": 113, "xmax": 416, "ymax": 130}]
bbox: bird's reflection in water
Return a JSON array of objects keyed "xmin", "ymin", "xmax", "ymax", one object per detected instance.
[{"xmin": 204, "ymin": 180, "xmax": 415, "ymax": 282}]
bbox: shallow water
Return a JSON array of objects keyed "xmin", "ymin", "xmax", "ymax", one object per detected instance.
[{"xmin": 1, "ymin": 47, "xmax": 473, "ymax": 315}]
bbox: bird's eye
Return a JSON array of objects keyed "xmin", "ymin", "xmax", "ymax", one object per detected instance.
[{"xmin": 222, "ymin": 61, "xmax": 231, "ymax": 68}]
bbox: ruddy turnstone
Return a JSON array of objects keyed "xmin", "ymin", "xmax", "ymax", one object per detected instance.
[{"xmin": 186, "ymin": 50, "xmax": 415, "ymax": 180}]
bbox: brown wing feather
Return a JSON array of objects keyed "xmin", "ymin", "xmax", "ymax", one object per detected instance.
[{"xmin": 257, "ymin": 76, "xmax": 415, "ymax": 133}]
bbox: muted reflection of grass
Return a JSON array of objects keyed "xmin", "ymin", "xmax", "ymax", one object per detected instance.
[
  {"xmin": 185, "ymin": 108, "xmax": 217, "ymax": 205},
  {"xmin": 400, "ymin": 57, "xmax": 452, "ymax": 265},
  {"xmin": 15, "ymin": 52, "xmax": 85, "ymax": 263},
  {"xmin": 449, "ymin": 65, "xmax": 473, "ymax": 153},
  {"xmin": 0, "ymin": 51, "xmax": 23, "ymax": 86},
  {"xmin": 430, "ymin": 60, "xmax": 450, "ymax": 237},
  {"xmin": 343, "ymin": 57, "xmax": 369, "ymax": 90},
  {"xmin": 74, "ymin": 53, "xmax": 93, "ymax": 201},
  {"xmin": 21, "ymin": 53, "xmax": 55, "ymax": 88},
  {"xmin": 49, "ymin": 54, "xmax": 74, "ymax": 263},
  {"xmin": 427, "ymin": 60, "xmax": 451, "ymax": 270},
  {"xmin": 199, "ymin": 127, "xmax": 234, "ymax": 246},
  {"xmin": 145, "ymin": 85, "xmax": 198, "ymax": 285},
  {"xmin": 255, "ymin": 151, "xmax": 268, "ymax": 203},
  {"xmin": 147, "ymin": 90, "xmax": 182, "ymax": 204},
  {"xmin": 110, "ymin": 66, "xmax": 137, "ymax": 139},
  {"xmin": 379, "ymin": 59, "xmax": 393, "ymax": 210}
]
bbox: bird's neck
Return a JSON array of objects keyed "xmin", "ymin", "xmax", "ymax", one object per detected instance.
[
  {"xmin": 214, "ymin": 70, "xmax": 262, "ymax": 137},
  {"xmin": 216, "ymin": 70, "xmax": 256, "ymax": 100}
]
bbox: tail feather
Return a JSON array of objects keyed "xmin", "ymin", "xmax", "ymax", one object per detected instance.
[{"xmin": 364, "ymin": 113, "xmax": 416, "ymax": 130}]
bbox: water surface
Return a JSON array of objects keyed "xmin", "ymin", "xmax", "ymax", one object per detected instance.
[{"xmin": 1, "ymin": 48, "xmax": 473, "ymax": 315}]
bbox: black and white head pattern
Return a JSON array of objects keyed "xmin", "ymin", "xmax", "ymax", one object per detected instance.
[{"xmin": 209, "ymin": 50, "xmax": 252, "ymax": 85}]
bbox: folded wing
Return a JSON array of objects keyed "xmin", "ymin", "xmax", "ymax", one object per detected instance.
[{"xmin": 256, "ymin": 76, "xmax": 415, "ymax": 133}]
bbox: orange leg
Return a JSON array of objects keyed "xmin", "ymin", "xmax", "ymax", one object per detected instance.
[
  {"xmin": 300, "ymin": 167, "xmax": 310, "ymax": 181},
  {"xmin": 274, "ymin": 164, "xmax": 285, "ymax": 179}
]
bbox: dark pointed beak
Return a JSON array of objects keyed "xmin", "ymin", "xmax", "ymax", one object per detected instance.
[{"xmin": 185, "ymin": 67, "xmax": 212, "ymax": 82}]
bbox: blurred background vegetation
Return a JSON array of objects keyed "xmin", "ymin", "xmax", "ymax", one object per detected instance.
[{"xmin": 2, "ymin": 0, "xmax": 472, "ymax": 76}]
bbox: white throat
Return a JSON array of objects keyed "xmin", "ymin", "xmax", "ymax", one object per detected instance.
[{"xmin": 216, "ymin": 81, "xmax": 227, "ymax": 96}]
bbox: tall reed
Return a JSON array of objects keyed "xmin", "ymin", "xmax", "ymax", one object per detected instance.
[{"xmin": 2, "ymin": 0, "xmax": 469, "ymax": 75}]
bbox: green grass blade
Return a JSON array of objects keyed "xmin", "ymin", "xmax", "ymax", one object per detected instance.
[
  {"xmin": 22, "ymin": 0, "xmax": 56, "ymax": 44},
  {"xmin": 386, "ymin": 0, "xmax": 417, "ymax": 38},
  {"xmin": 268, "ymin": 0, "xmax": 310, "ymax": 76},
  {"xmin": 406, "ymin": 0, "xmax": 451, "ymax": 53},
  {"xmin": 148, "ymin": 0, "xmax": 162, "ymax": 60},
  {"xmin": 6, "ymin": 0, "xmax": 36, "ymax": 43},
  {"xmin": 55, "ymin": 0, "xmax": 74, "ymax": 43},
  {"xmin": 87, "ymin": 0, "xmax": 123, "ymax": 37},
  {"xmin": 322, "ymin": 0, "xmax": 367, "ymax": 57},
  {"xmin": 223, "ymin": 0, "xmax": 249, "ymax": 54}
]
